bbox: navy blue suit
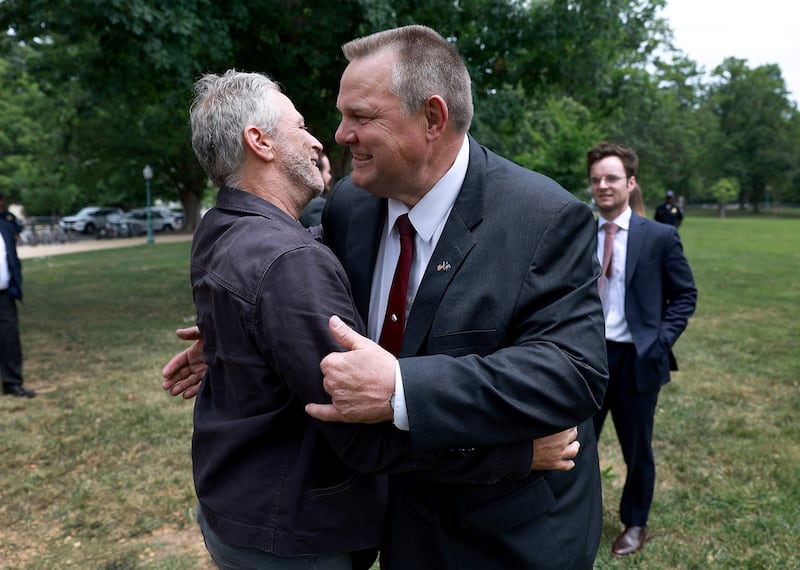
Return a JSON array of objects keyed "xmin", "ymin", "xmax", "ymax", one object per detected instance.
[
  {"xmin": 324, "ymin": 136, "xmax": 609, "ymax": 569},
  {"xmin": 593, "ymin": 212, "xmax": 697, "ymax": 526}
]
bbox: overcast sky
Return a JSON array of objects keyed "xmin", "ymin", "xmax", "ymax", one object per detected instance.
[{"xmin": 660, "ymin": 0, "xmax": 798, "ymax": 104}]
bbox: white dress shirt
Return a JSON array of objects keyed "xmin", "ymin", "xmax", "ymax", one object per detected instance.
[
  {"xmin": 597, "ymin": 207, "xmax": 633, "ymax": 343},
  {"xmin": 369, "ymin": 134, "xmax": 470, "ymax": 429},
  {"xmin": 0, "ymin": 233, "xmax": 9, "ymax": 291}
]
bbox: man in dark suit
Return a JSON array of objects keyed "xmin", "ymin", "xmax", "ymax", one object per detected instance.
[
  {"xmin": 303, "ymin": 25, "xmax": 609, "ymax": 569},
  {"xmin": 587, "ymin": 142, "xmax": 697, "ymax": 556},
  {"xmin": 0, "ymin": 192, "xmax": 35, "ymax": 398}
]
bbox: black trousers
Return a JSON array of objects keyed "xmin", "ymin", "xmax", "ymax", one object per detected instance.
[
  {"xmin": 593, "ymin": 340, "xmax": 659, "ymax": 527},
  {"xmin": 0, "ymin": 290, "xmax": 24, "ymax": 388}
]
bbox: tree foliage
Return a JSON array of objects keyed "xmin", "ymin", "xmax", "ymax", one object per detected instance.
[
  {"xmin": 1, "ymin": 0, "xmax": 798, "ymax": 223},
  {"xmin": 706, "ymin": 59, "xmax": 798, "ymax": 211},
  {"xmin": 709, "ymin": 177, "xmax": 739, "ymax": 218}
]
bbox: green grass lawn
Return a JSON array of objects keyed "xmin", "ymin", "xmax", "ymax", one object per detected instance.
[{"xmin": 1, "ymin": 216, "xmax": 798, "ymax": 569}]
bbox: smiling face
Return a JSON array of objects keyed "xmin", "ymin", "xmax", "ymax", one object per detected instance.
[
  {"xmin": 334, "ymin": 50, "xmax": 429, "ymax": 200},
  {"xmin": 590, "ymin": 155, "xmax": 636, "ymax": 220}
]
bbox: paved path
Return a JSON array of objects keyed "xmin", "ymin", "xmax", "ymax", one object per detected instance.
[{"xmin": 17, "ymin": 233, "xmax": 193, "ymax": 259}]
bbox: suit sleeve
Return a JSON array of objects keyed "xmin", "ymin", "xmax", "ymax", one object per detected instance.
[
  {"xmin": 258, "ymin": 245, "xmax": 532, "ymax": 483},
  {"xmin": 658, "ymin": 228, "xmax": 697, "ymax": 346},
  {"xmin": 400, "ymin": 199, "xmax": 609, "ymax": 451}
]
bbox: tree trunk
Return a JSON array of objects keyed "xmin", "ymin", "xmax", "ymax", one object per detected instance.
[{"xmin": 180, "ymin": 191, "xmax": 203, "ymax": 233}]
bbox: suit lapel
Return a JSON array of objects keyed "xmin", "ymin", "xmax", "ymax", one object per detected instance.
[
  {"xmin": 401, "ymin": 136, "xmax": 485, "ymax": 356},
  {"xmin": 625, "ymin": 213, "xmax": 645, "ymax": 288},
  {"xmin": 403, "ymin": 214, "xmax": 476, "ymax": 355}
]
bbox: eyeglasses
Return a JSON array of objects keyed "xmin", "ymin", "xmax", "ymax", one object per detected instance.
[{"xmin": 590, "ymin": 175, "xmax": 627, "ymax": 186}]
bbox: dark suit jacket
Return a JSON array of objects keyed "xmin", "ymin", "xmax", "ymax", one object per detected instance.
[
  {"xmin": 621, "ymin": 213, "xmax": 697, "ymax": 392},
  {"xmin": 323, "ymin": 137, "xmax": 609, "ymax": 569},
  {"xmin": 298, "ymin": 195, "xmax": 326, "ymax": 227},
  {"xmin": 0, "ymin": 217, "xmax": 22, "ymax": 300}
]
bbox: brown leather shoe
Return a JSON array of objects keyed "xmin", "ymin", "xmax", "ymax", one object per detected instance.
[{"xmin": 611, "ymin": 526, "xmax": 649, "ymax": 556}]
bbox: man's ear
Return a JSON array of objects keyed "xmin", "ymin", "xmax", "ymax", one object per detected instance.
[
  {"xmin": 423, "ymin": 95, "xmax": 449, "ymax": 141},
  {"xmin": 244, "ymin": 125, "xmax": 275, "ymax": 162}
]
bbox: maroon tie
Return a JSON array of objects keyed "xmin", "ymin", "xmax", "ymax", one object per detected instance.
[
  {"xmin": 379, "ymin": 214, "xmax": 415, "ymax": 356},
  {"xmin": 599, "ymin": 222, "xmax": 619, "ymax": 294}
]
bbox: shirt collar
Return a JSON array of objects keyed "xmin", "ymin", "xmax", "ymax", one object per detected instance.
[
  {"xmin": 599, "ymin": 206, "xmax": 632, "ymax": 231},
  {"xmin": 386, "ymin": 134, "xmax": 469, "ymax": 242}
]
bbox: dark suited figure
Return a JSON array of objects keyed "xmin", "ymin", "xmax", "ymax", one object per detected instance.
[
  {"xmin": 0, "ymin": 192, "xmax": 34, "ymax": 398},
  {"xmin": 587, "ymin": 143, "xmax": 697, "ymax": 556},
  {"xmin": 306, "ymin": 26, "xmax": 608, "ymax": 569},
  {"xmin": 654, "ymin": 189, "xmax": 683, "ymax": 228}
]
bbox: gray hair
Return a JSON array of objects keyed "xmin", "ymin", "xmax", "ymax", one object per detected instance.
[
  {"xmin": 190, "ymin": 70, "xmax": 283, "ymax": 188},
  {"xmin": 342, "ymin": 25, "xmax": 474, "ymax": 133}
]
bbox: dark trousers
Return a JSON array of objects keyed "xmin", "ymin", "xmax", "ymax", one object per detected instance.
[
  {"xmin": 593, "ymin": 341, "xmax": 659, "ymax": 527},
  {"xmin": 0, "ymin": 290, "xmax": 24, "ymax": 388}
]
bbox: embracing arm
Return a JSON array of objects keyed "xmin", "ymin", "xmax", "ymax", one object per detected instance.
[
  {"xmin": 162, "ymin": 321, "xmax": 578, "ymax": 474},
  {"xmin": 309, "ymin": 198, "xmax": 607, "ymax": 451},
  {"xmin": 161, "ymin": 326, "xmax": 206, "ymax": 399},
  {"xmin": 307, "ymin": 315, "xmax": 581, "ymax": 473}
]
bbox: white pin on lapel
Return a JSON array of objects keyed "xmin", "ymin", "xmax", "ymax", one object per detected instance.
[{"xmin": 436, "ymin": 261, "xmax": 452, "ymax": 272}]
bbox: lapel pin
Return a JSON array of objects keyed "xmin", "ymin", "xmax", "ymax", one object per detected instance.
[{"xmin": 437, "ymin": 261, "xmax": 451, "ymax": 272}]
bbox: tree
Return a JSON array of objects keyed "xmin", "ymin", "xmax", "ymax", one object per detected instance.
[
  {"xmin": 475, "ymin": 90, "xmax": 603, "ymax": 195},
  {"xmin": 4, "ymin": 0, "xmax": 798, "ymax": 224},
  {"xmin": 0, "ymin": 0, "xmax": 688, "ymax": 219},
  {"xmin": 0, "ymin": 0, "xmax": 365, "ymax": 228},
  {"xmin": 709, "ymin": 178, "xmax": 739, "ymax": 218},
  {"xmin": 707, "ymin": 58, "xmax": 797, "ymax": 212}
]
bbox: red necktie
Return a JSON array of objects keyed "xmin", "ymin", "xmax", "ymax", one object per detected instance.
[
  {"xmin": 379, "ymin": 214, "xmax": 415, "ymax": 356},
  {"xmin": 599, "ymin": 222, "xmax": 619, "ymax": 294}
]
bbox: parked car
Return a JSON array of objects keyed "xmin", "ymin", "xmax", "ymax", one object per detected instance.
[
  {"xmin": 169, "ymin": 207, "xmax": 185, "ymax": 227},
  {"xmin": 120, "ymin": 207, "xmax": 181, "ymax": 235},
  {"xmin": 154, "ymin": 206, "xmax": 183, "ymax": 230},
  {"xmin": 103, "ymin": 212, "xmax": 136, "ymax": 238},
  {"xmin": 59, "ymin": 206, "xmax": 124, "ymax": 235}
]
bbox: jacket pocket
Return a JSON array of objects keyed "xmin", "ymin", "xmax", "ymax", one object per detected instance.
[
  {"xmin": 428, "ymin": 329, "xmax": 499, "ymax": 357},
  {"xmin": 461, "ymin": 477, "xmax": 555, "ymax": 531}
]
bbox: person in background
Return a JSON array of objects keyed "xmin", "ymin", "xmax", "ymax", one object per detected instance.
[
  {"xmin": 588, "ymin": 142, "xmax": 697, "ymax": 556},
  {"xmin": 629, "ymin": 183, "xmax": 646, "ymax": 216},
  {"xmin": 654, "ymin": 189, "xmax": 683, "ymax": 227},
  {"xmin": 299, "ymin": 152, "xmax": 332, "ymax": 227},
  {"xmin": 185, "ymin": 69, "xmax": 578, "ymax": 570},
  {"xmin": 165, "ymin": 26, "xmax": 607, "ymax": 569},
  {"xmin": 0, "ymin": 192, "xmax": 34, "ymax": 398}
]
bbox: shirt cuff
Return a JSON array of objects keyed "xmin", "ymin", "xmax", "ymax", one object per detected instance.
[{"xmin": 392, "ymin": 360, "xmax": 410, "ymax": 431}]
